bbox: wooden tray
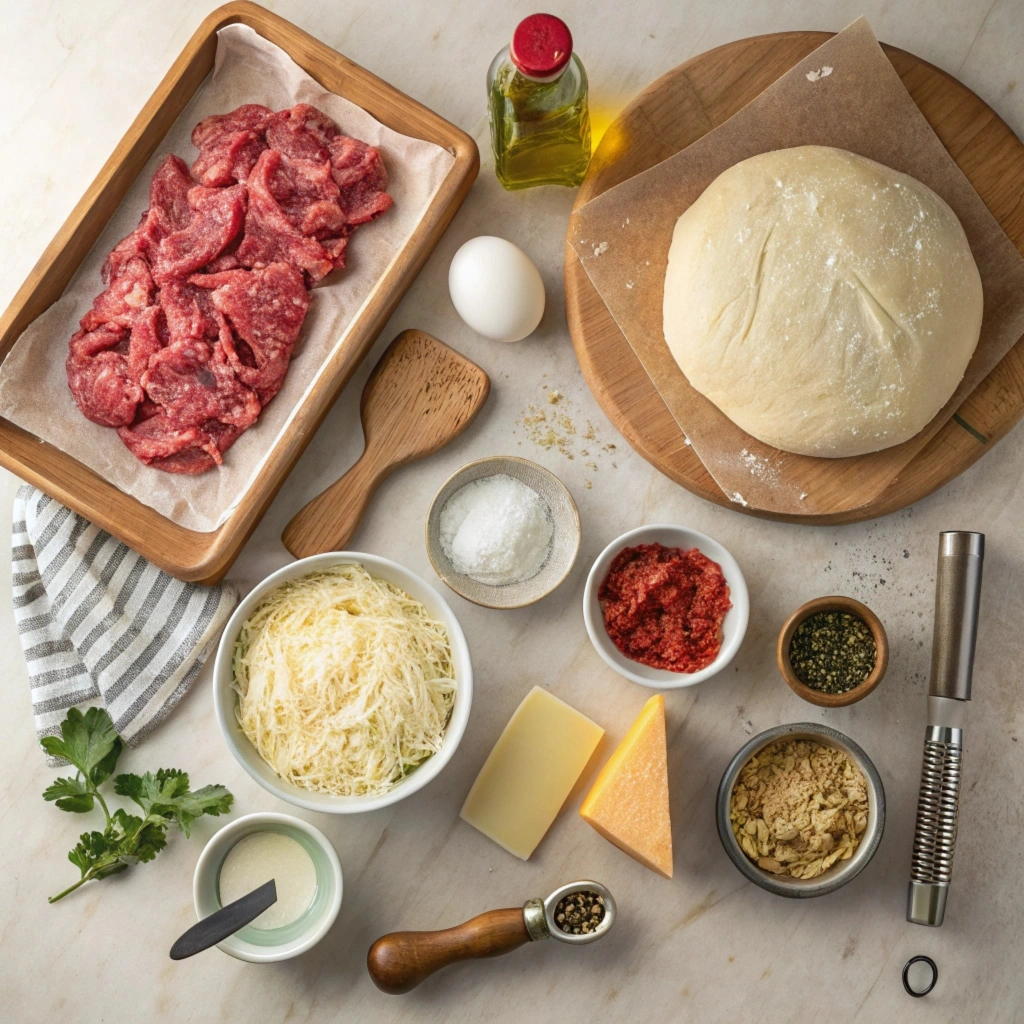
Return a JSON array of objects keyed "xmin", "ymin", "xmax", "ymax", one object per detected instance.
[
  {"xmin": 0, "ymin": 1, "xmax": 478, "ymax": 581},
  {"xmin": 565, "ymin": 32, "xmax": 1024, "ymax": 524}
]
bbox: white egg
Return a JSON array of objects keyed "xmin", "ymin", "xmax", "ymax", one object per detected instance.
[{"xmin": 448, "ymin": 236, "xmax": 546, "ymax": 343}]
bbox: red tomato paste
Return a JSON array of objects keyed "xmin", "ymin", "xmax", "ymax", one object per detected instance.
[{"xmin": 598, "ymin": 542, "xmax": 732, "ymax": 673}]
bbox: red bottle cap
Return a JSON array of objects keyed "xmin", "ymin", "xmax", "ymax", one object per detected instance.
[{"xmin": 510, "ymin": 14, "xmax": 573, "ymax": 78}]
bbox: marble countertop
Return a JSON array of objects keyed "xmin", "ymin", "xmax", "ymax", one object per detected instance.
[{"xmin": 1, "ymin": 1, "xmax": 1023, "ymax": 1021}]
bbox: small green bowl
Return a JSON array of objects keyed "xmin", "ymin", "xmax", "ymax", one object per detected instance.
[{"xmin": 193, "ymin": 812, "xmax": 343, "ymax": 962}]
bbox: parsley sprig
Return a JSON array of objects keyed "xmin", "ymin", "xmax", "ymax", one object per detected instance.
[{"xmin": 42, "ymin": 707, "xmax": 233, "ymax": 903}]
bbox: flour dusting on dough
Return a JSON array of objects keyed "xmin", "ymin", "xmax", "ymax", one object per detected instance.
[
  {"xmin": 662, "ymin": 146, "xmax": 983, "ymax": 458},
  {"xmin": 739, "ymin": 448, "xmax": 780, "ymax": 484}
]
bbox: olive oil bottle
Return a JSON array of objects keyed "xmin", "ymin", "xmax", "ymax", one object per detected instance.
[{"xmin": 487, "ymin": 14, "xmax": 591, "ymax": 190}]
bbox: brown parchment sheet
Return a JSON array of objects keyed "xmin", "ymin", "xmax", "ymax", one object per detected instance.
[
  {"xmin": 569, "ymin": 18, "xmax": 1024, "ymax": 516},
  {"xmin": 0, "ymin": 25, "xmax": 455, "ymax": 532}
]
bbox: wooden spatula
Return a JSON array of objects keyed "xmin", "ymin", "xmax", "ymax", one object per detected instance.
[{"xmin": 282, "ymin": 330, "xmax": 490, "ymax": 558}]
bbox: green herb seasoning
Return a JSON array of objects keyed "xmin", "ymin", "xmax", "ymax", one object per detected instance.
[
  {"xmin": 788, "ymin": 610, "xmax": 876, "ymax": 694},
  {"xmin": 554, "ymin": 890, "xmax": 605, "ymax": 935}
]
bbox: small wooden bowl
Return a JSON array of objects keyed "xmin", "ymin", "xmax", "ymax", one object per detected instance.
[{"xmin": 776, "ymin": 596, "xmax": 888, "ymax": 708}]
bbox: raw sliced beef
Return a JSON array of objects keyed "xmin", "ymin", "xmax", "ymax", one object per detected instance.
[
  {"xmin": 117, "ymin": 408, "xmax": 250, "ymax": 475},
  {"xmin": 145, "ymin": 423, "xmax": 245, "ymax": 474},
  {"xmin": 235, "ymin": 150, "xmax": 334, "ymax": 283},
  {"xmin": 80, "ymin": 256, "xmax": 155, "ymax": 332},
  {"xmin": 151, "ymin": 183, "xmax": 247, "ymax": 282},
  {"xmin": 320, "ymin": 232, "xmax": 353, "ymax": 270},
  {"xmin": 264, "ymin": 103, "xmax": 338, "ymax": 161},
  {"xmin": 66, "ymin": 323, "xmax": 141, "ymax": 427},
  {"xmin": 159, "ymin": 279, "xmax": 220, "ymax": 345},
  {"xmin": 191, "ymin": 104, "xmax": 272, "ymax": 186},
  {"xmin": 327, "ymin": 135, "xmax": 393, "ymax": 225},
  {"xmin": 119, "ymin": 339, "xmax": 260, "ymax": 475},
  {"xmin": 204, "ymin": 236, "xmax": 243, "ymax": 273},
  {"xmin": 103, "ymin": 156, "xmax": 194, "ymax": 281},
  {"xmin": 145, "ymin": 155, "xmax": 196, "ymax": 237},
  {"xmin": 191, "ymin": 262, "xmax": 309, "ymax": 403},
  {"xmin": 66, "ymin": 307, "xmax": 166, "ymax": 428},
  {"xmin": 193, "ymin": 104, "xmax": 273, "ymax": 150},
  {"xmin": 193, "ymin": 132, "xmax": 265, "ymax": 188},
  {"xmin": 66, "ymin": 102, "xmax": 391, "ymax": 475},
  {"xmin": 267, "ymin": 154, "xmax": 346, "ymax": 238},
  {"xmin": 126, "ymin": 306, "xmax": 165, "ymax": 383},
  {"xmin": 142, "ymin": 339, "xmax": 261, "ymax": 430},
  {"xmin": 117, "ymin": 414, "xmax": 225, "ymax": 473}
]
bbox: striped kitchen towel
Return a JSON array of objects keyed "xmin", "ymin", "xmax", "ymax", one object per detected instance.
[{"xmin": 12, "ymin": 485, "xmax": 237, "ymax": 763}]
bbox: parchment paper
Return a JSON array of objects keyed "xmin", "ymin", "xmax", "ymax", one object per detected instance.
[
  {"xmin": 0, "ymin": 25, "xmax": 455, "ymax": 532},
  {"xmin": 569, "ymin": 18, "xmax": 1024, "ymax": 515}
]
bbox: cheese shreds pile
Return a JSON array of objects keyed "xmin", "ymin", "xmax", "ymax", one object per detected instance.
[{"xmin": 233, "ymin": 564, "xmax": 455, "ymax": 798}]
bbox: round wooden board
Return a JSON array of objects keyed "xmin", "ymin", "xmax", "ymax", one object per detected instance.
[{"xmin": 565, "ymin": 31, "xmax": 1024, "ymax": 524}]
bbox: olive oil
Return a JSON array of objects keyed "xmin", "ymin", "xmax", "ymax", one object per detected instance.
[{"xmin": 487, "ymin": 15, "xmax": 591, "ymax": 190}]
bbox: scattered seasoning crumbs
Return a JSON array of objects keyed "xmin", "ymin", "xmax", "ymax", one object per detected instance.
[
  {"xmin": 554, "ymin": 890, "xmax": 606, "ymax": 935},
  {"xmin": 789, "ymin": 610, "xmax": 876, "ymax": 694},
  {"xmin": 516, "ymin": 389, "xmax": 618, "ymax": 468},
  {"xmin": 518, "ymin": 405, "xmax": 575, "ymax": 458}
]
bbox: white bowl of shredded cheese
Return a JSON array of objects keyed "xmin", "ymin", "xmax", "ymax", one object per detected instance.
[{"xmin": 213, "ymin": 552, "xmax": 473, "ymax": 813}]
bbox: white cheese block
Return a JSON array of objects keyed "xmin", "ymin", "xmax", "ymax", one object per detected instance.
[{"xmin": 460, "ymin": 687, "xmax": 604, "ymax": 859}]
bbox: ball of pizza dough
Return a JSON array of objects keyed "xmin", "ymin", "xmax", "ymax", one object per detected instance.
[{"xmin": 662, "ymin": 146, "xmax": 982, "ymax": 458}]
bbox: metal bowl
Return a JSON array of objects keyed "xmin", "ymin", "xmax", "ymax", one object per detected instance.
[
  {"xmin": 425, "ymin": 456, "xmax": 580, "ymax": 609},
  {"xmin": 716, "ymin": 723, "xmax": 885, "ymax": 898}
]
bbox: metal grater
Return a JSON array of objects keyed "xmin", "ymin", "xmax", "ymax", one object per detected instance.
[{"xmin": 907, "ymin": 531, "xmax": 984, "ymax": 927}]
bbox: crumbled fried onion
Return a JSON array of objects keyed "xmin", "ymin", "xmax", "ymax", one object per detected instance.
[{"xmin": 730, "ymin": 738, "xmax": 868, "ymax": 879}]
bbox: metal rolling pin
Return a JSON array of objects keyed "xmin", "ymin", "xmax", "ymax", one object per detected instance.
[{"xmin": 907, "ymin": 531, "xmax": 984, "ymax": 927}]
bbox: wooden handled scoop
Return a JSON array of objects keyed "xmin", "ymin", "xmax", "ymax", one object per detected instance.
[
  {"xmin": 283, "ymin": 330, "xmax": 489, "ymax": 559},
  {"xmin": 367, "ymin": 881, "xmax": 616, "ymax": 994}
]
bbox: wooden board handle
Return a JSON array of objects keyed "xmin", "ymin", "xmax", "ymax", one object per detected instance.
[
  {"xmin": 281, "ymin": 451, "xmax": 383, "ymax": 558},
  {"xmin": 367, "ymin": 908, "xmax": 530, "ymax": 994}
]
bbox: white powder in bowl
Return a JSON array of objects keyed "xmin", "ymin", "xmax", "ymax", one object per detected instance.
[{"xmin": 439, "ymin": 474, "xmax": 553, "ymax": 585}]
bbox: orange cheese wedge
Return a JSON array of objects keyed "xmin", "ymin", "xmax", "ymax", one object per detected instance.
[{"xmin": 580, "ymin": 694, "xmax": 673, "ymax": 878}]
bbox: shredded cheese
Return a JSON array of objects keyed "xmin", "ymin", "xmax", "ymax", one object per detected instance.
[{"xmin": 232, "ymin": 564, "xmax": 456, "ymax": 798}]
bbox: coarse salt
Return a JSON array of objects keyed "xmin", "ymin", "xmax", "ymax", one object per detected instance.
[{"xmin": 440, "ymin": 474, "xmax": 553, "ymax": 585}]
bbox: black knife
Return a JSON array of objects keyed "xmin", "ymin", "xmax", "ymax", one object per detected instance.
[{"xmin": 170, "ymin": 879, "xmax": 277, "ymax": 960}]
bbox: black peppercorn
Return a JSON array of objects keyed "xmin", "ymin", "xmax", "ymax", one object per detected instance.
[
  {"xmin": 554, "ymin": 890, "xmax": 605, "ymax": 935},
  {"xmin": 789, "ymin": 610, "xmax": 876, "ymax": 694}
]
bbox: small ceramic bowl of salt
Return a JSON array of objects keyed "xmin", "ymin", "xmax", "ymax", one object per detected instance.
[{"xmin": 426, "ymin": 456, "xmax": 580, "ymax": 608}]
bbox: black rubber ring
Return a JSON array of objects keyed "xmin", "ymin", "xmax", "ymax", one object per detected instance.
[{"xmin": 902, "ymin": 955, "xmax": 938, "ymax": 997}]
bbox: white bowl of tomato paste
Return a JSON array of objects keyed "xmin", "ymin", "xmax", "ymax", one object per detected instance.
[{"xmin": 583, "ymin": 524, "xmax": 749, "ymax": 688}]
